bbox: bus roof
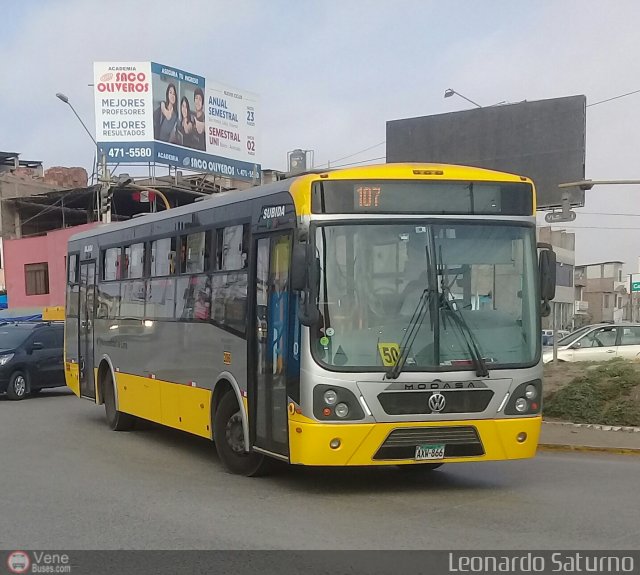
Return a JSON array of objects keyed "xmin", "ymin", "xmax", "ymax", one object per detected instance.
[
  {"xmin": 290, "ymin": 162, "xmax": 531, "ymax": 183},
  {"xmin": 68, "ymin": 162, "xmax": 533, "ymax": 242}
]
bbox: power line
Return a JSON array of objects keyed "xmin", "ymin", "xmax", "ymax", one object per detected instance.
[
  {"xmin": 319, "ymin": 141, "xmax": 386, "ymax": 168},
  {"xmin": 329, "ymin": 156, "xmax": 386, "ymax": 169},
  {"xmin": 587, "ymin": 89, "xmax": 640, "ymax": 108},
  {"xmin": 18, "ymin": 196, "xmax": 66, "ymax": 226}
]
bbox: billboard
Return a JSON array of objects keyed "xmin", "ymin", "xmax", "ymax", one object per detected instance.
[
  {"xmin": 386, "ymin": 95, "xmax": 586, "ymax": 209},
  {"xmin": 94, "ymin": 62, "xmax": 260, "ymax": 181}
]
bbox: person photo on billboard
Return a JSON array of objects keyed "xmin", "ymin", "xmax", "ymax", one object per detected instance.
[
  {"xmin": 193, "ymin": 87, "xmax": 206, "ymax": 151},
  {"xmin": 154, "ymin": 83, "xmax": 179, "ymax": 143},
  {"xmin": 177, "ymin": 96, "xmax": 197, "ymax": 148}
]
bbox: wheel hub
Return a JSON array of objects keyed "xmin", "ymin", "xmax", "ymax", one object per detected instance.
[
  {"xmin": 14, "ymin": 376, "xmax": 26, "ymax": 397},
  {"xmin": 225, "ymin": 412, "xmax": 246, "ymax": 454}
]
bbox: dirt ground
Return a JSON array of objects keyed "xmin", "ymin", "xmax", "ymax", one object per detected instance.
[
  {"xmin": 543, "ymin": 360, "xmax": 640, "ymax": 399},
  {"xmin": 543, "ymin": 359, "xmax": 640, "ymax": 426},
  {"xmin": 543, "ymin": 361, "xmax": 594, "ymax": 399}
]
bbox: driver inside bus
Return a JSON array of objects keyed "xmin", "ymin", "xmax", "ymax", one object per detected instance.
[{"xmin": 399, "ymin": 238, "xmax": 430, "ymax": 316}]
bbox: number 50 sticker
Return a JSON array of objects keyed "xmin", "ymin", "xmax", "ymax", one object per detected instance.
[{"xmin": 377, "ymin": 342, "xmax": 400, "ymax": 366}]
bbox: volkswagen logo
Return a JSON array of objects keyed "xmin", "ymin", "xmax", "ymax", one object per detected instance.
[{"xmin": 428, "ymin": 392, "xmax": 446, "ymax": 413}]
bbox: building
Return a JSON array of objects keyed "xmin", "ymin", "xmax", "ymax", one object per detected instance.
[
  {"xmin": 538, "ymin": 227, "xmax": 576, "ymax": 330},
  {"xmin": 0, "ymin": 152, "xmax": 95, "ymax": 292},
  {"xmin": 1, "ymin": 160, "xmax": 283, "ymax": 311},
  {"xmin": 574, "ymin": 261, "xmax": 627, "ymax": 325},
  {"xmin": 3, "ymin": 224, "xmax": 98, "ymax": 309}
]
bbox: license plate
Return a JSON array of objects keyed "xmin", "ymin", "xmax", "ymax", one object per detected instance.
[{"xmin": 415, "ymin": 444, "xmax": 445, "ymax": 461}]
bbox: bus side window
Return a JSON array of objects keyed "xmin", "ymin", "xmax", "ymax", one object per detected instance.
[
  {"xmin": 183, "ymin": 232, "xmax": 206, "ymax": 274},
  {"xmin": 151, "ymin": 237, "xmax": 178, "ymax": 276},
  {"xmin": 68, "ymin": 253, "xmax": 79, "ymax": 283},
  {"xmin": 102, "ymin": 248, "xmax": 120, "ymax": 281},
  {"xmin": 125, "ymin": 243, "xmax": 145, "ymax": 279},
  {"xmin": 217, "ymin": 224, "xmax": 248, "ymax": 271}
]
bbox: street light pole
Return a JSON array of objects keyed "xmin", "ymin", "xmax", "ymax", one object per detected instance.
[
  {"xmin": 56, "ymin": 92, "xmax": 111, "ymax": 223},
  {"xmin": 443, "ymin": 88, "xmax": 482, "ymax": 108}
]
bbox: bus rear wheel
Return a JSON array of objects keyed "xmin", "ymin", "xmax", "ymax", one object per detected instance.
[
  {"xmin": 102, "ymin": 371, "xmax": 135, "ymax": 431},
  {"xmin": 213, "ymin": 391, "xmax": 272, "ymax": 476}
]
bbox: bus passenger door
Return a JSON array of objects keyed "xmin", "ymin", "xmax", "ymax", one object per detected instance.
[
  {"xmin": 78, "ymin": 262, "xmax": 96, "ymax": 399},
  {"xmin": 250, "ymin": 234, "xmax": 292, "ymax": 459}
]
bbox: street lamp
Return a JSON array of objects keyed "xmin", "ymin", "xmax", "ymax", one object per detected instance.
[
  {"xmin": 56, "ymin": 93, "xmax": 99, "ymax": 148},
  {"xmin": 56, "ymin": 92, "xmax": 111, "ymax": 223},
  {"xmin": 443, "ymin": 88, "xmax": 482, "ymax": 108}
]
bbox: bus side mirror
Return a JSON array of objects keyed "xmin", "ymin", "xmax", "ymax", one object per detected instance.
[
  {"xmin": 294, "ymin": 242, "xmax": 320, "ymax": 327},
  {"xmin": 291, "ymin": 243, "xmax": 306, "ymax": 292},
  {"xmin": 538, "ymin": 247, "xmax": 556, "ymax": 317},
  {"xmin": 539, "ymin": 249, "xmax": 556, "ymax": 301}
]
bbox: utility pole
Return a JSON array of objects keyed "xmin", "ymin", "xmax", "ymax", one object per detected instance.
[{"xmin": 56, "ymin": 92, "xmax": 113, "ymax": 224}]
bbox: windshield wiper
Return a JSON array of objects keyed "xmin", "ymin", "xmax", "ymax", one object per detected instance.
[
  {"xmin": 385, "ymin": 287, "xmax": 435, "ymax": 380},
  {"xmin": 437, "ymin": 249, "xmax": 489, "ymax": 377}
]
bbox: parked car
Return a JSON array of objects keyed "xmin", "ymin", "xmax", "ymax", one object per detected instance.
[
  {"xmin": 0, "ymin": 321, "xmax": 65, "ymax": 400},
  {"xmin": 542, "ymin": 323, "xmax": 640, "ymax": 363}
]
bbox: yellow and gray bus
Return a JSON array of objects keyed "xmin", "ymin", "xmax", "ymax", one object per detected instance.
[{"xmin": 64, "ymin": 163, "xmax": 555, "ymax": 475}]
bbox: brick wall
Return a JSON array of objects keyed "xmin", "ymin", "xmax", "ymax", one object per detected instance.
[{"xmin": 43, "ymin": 167, "xmax": 88, "ymax": 188}]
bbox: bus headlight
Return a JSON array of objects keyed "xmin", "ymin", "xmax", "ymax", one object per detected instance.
[
  {"xmin": 504, "ymin": 380, "xmax": 542, "ymax": 415},
  {"xmin": 313, "ymin": 385, "xmax": 365, "ymax": 420},
  {"xmin": 323, "ymin": 389, "xmax": 338, "ymax": 405},
  {"xmin": 335, "ymin": 403, "xmax": 349, "ymax": 418},
  {"xmin": 515, "ymin": 398, "xmax": 528, "ymax": 413}
]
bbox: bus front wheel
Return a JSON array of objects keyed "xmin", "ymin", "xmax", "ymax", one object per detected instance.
[
  {"xmin": 102, "ymin": 371, "xmax": 135, "ymax": 431},
  {"xmin": 213, "ymin": 392, "xmax": 272, "ymax": 476}
]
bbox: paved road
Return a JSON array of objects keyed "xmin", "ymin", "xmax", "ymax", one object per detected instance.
[{"xmin": 1, "ymin": 389, "xmax": 638, "ymax": 550}]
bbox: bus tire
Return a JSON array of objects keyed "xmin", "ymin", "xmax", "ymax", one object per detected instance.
[
  {"xmin": 6, "ymin": 371, "xmax": 28, "ymax": 400},
  {"xmin": 102, "ymin": 371, "xmax": 135, "ymax": 431},
  {"xmin": 213, "ymin": 391, "xmax": 272, "ymax": 476},
  {"xmin": 397, "ymin": 463, "xmax": 444, "ymax": 472}
]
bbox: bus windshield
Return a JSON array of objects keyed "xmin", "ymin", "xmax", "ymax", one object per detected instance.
[{"xmin": 313, "ymin": 222, "xmax": 538, "ymax": 371}]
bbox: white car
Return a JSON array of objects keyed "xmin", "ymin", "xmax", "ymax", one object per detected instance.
[{"xmin": 543, "ymin": 323, "xmax": 640, "ymax": 363}]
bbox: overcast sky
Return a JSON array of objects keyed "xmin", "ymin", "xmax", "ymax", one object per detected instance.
[{"xmin": 2, "ymin": 1, "xmax": 640, "ymax": 273}]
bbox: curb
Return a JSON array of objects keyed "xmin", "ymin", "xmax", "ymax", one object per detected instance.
[
  {"xmin": 538, "ymin": 443, "xmax": 640, "ymax": 456},
  {"xmin": 543, "ymin": 420, "xmax": 640, "ymax": 433}
]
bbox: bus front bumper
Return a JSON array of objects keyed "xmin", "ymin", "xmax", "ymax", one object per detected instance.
[{"xmin": 288, "ymin": 416, "xmax": 541, "ymax": 466}]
